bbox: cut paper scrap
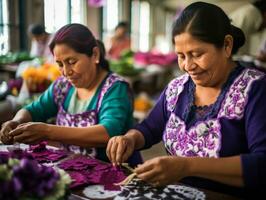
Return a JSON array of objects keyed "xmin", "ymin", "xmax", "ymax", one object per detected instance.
[
  {"xmin": 28, "ymin": 142, "xmax": 68, "ymax": 163},
  {"xmin": 114, "ymin": 179, "xmax": 206, "ymax": 200},
  {"xmin": 58, "ymin": 156, "xmax": 127, "ymax": 191}
]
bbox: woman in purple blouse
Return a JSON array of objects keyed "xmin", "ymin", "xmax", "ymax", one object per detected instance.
[{"xmin": 107, "ymin": 2, "xmax": 266, "ymax": 197}]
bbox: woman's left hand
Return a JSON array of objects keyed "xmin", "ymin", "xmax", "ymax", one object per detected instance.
[
  {"xmin": 134, "ymin": 156, "xmax": 188, "ymax": 187},
  {"xmin": 9, "ymin": 122, "xmax": 49, "ymax": 144}
]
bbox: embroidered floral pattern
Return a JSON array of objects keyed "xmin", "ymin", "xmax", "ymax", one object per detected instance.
[
  {"xmin": 163, "ymin": 67, "xmax": 264, "ymax": 158},
  {"xmin": 53, "ymin": 73, "xmax": 127, "ymax": 156},
  {"xmin": 165, "ymin": 74, "xmax": 189, "ymax": 112},
  {"xmin": 53, "ymin": 76, "xmax": 71, "ymax": 105},
  {"xmin": 218, "ymin": 68, "xmax": 264, "ymax": 119},
  {"xmin": 163, "ymin": 113, "xmax": 221, "ymax": 157},
  {"xmin": 56, "ymin": 108, "xmax": 97, "ymax": 127}
]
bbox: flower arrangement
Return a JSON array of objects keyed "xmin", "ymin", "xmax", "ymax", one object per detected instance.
[
  {"xmin": 134, "ymin": 93, "xmax": 153, "ymax": 112},
  {"xmin": 0, "ymin": 150, "xmax": 71, "ymax": 200},
  {"xmin": 21, "ymin": 63, "xmax": 61, "ymax": 93}
]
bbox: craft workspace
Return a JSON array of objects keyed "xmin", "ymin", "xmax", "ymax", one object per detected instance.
[{"xmin": 1, "ymin": 0, "xmax": 266, "ymax": 199}]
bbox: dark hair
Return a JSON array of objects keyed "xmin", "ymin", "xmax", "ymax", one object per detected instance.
[
  {"xmin": 28, "ymin": 24, "xmax": 46, "ymax": 35},
  {"xmin": 115, "ymin": 21, "xmax": 128, "ymax": 30},
  {"xmin": 49, "ymin": 23, "xmax": 109, "ymax": 71},
  {"xmin": 253, "ymin": 0, "xmax": 266, "ymax": 13},
  {"xmin": 172, "ymin": 2, "xmax": 245, "ymax": 55},
  {"xmin": 96, "ymin": 39, "xmax": 109, "ymax": 70}
]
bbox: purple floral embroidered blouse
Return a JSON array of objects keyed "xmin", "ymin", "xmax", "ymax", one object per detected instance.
[{"xmin": 135, "ymin": 65, "xmax": 266, "ymax": 196}]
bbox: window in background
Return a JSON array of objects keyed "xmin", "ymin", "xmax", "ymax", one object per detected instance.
[
  {"xmin": 71, "ymin": 0, "xmax": 87, "ymax": 24},
  {"xmin": 44, "ymin": 0, "xmax": 68, "ymax": 33},
  {"xmin": 0, "ymin": 0, "xmax": 9, "ymax": 55},
  {"xmin": 139, "ymin": 1, "xmax": 150, "ymax": 52},
  {"xmin": 102, "ymin": 0, "xmax": 119, "ymax": 43},
  {"xmin": 44, "ymin": 0, "xmax": 87, "ymax": 33},
  {"xmin": 131, "ymin": 0, "xmax": 150, "ymax": 52},
  {"xmin": 164, "ymin": 11, "xmax": 175, "ymax": 52}
]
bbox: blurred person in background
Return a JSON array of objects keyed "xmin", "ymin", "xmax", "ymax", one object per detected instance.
[
  {"xmin": 229, "ymin": 0, "xmax": 266, "ymax": 56},
  {"xmin": 28, "ymin": 24, "xmax": 54, "ymax": 63},
  {"xmin": 107, "ymin": 21, "xmax": 131, "ymax": 60},
  {"xmin": 256, "ymin": 39, "xmax": 266, "ymax": 62}
]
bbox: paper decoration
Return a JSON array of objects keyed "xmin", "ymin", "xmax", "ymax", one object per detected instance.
[{"xmin": 88, "ymin": 0, "xmax": 106, "ymax": 7}]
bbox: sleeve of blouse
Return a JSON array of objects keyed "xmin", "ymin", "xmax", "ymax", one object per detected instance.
[
  {"xmin": 241, "ymin": 76, "xmax": 266, "ymax": 189},
  {"xmin": 98, "ymin": 82, "xmax": 133, "ymax": 137},
  {"xmin": 24, "ymin": 83, "xmax": 58, "ymax": 122},
  {"xmin": 134, "ymin": 88, "xmax": 169, "ymax": 149}
]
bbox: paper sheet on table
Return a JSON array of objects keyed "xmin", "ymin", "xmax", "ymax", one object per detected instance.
[{"xmin": 0, "ymin": 143, "xmax": 29, "ymax": 151}]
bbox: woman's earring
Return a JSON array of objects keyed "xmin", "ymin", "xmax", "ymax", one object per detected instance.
[{"xmin": 95, "ymin": 60, "xmax": 99, "ymax": 64}]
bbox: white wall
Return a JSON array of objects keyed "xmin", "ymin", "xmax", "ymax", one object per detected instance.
[{"xmin": 162, "ymin": 0, "xmax": 266, "ymax": 55}]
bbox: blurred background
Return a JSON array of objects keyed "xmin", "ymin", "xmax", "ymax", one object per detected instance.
[{"xmin": 1, "ymin": 0, "xmax": 265, "ymax": 55}]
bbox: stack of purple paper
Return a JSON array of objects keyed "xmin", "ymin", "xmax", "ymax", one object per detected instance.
[
  {"xmin": 58, "ymin": 156, "xmax": 126, "ymax": 191},
  {"xmin": 28, "ymin": 142, "xmax": 68, "ymax": 164}
]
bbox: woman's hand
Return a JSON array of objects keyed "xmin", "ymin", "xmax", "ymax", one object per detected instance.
[
  {"xmin": 9, "ymin": 122, "xmax": 49, "ymax": 144},
  {"xmin": 0, "ymin": 120, "xmax": 20, "ymax": 144},
  {"xmin": 135, "ymin": 156, "xmax": 188, "ymax": 187},
  {"xmin": 106, "ymin": 135, "xmax": 136, "ymax": 166},
  {"xmin": 257, "ymin": 51, "xmax": 266, "ymax": 62}
]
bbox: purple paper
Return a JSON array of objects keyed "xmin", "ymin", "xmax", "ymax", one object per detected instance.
[
  {"xmin": 28, "ymin": 143, "xmax": 68, "ymax": 163},
  {"xmin": 104, "ymin": 183, "xmax": 121, "ymax": 191},
  {"xmin": 2, "ymin": 143, "xmax": 127, "ymax": 191},
  {"xmin": 86, "ymin": 171, "xmax": 103, "ymax": 184},
  {"xmin": 29, "ymin": 141, "xmax": 48, "ymax": 152},
  {"xmin": 58, "ymin": 157, "xmax": 99, "ymax": 170},
  {"xmin": 68, "ymin": 171, "xmax": 88, "ymax": 188},
  {"xmin": 58, "ymin": 156, "xmax": 127, "ymax": 191},
  {"xmin": 100, "ymin": 167, "xmax": 126, "ymax": 184}
]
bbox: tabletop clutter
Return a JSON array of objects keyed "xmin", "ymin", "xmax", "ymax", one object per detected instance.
[{"xmin": 0, "ymin": 142, "xmax": 206, "ymax": 200}]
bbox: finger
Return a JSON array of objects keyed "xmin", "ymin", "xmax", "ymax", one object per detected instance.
[
  {"xmin": 2, "ymin": 127, "xmax": 12, "ymax": 137},
  {"xmin": 1, "ymin": 121, "xmax": 9, "ymax": 129},
  {"xmin": 19, "ymin": 131, "xmax": 42, "ymax": 144},
  {"xmin": 148, "ymin": 175, "xmax": 163, "ymax": 185},
  {"xmin": 2, "ymin": 121, "xmax": 19, "ymax": 131},
  {"xmin": 1, "ymin": 128, "xmax": 13, "ymax": 142},
  {"xmin": 13, "ymin": 131, "xmax": 30, "ymax": 143},
  {"xmin": 106, "ymin": 139, "xmax": 113, "ymax": 161},
  {"xmin": 150, "ymin": 179, "xmax": 163, "ymax": 188},
  {"xmin": 116, "ymin": 140, "xmax": 127, "ymax": 165},
  {"xmin": 17, "ymin": 136, "xmax": 39, "ymax": 144},
  {"xmin": 9, "ymin": 126, "xmax": 25, "ymax": 137},
  {"xmin": 9, "ymin": 121, "xmax": 20, "ymax": 129},
  {"xmin": 4, "ymin": 127, "xmax": 12, "ymax": 134},
  {"xmin": 17, "ymin": 123, "xmax": 25, "ymax": 128},
  {"xmin": 121, "ymin": 147, "xmax": 133, "ymax": 164},
  {"xmin": 137, "ymin": 168, "xmax": 157, "ymax": 182},
  {"xmin": 0, "ymin": 134, "xmax": 13, "ymax": 144},
  {"xmin": 110, "ymin": 139, "xmax": 119, "ymax": 165},
  {"xmin": 16, "ymin": 123, "xmax": 32, "ymax": 129},
  {"xmin": 135, "ymin": 160, "xmax": 154, "ymax": 174},
  {"xmin": 1, "ymin": 124, "xmax": 12, "ymax": 136}
]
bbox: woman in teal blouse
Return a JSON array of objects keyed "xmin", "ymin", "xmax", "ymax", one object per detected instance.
[{"xmin": 0, "ymin": 24, "xmax": 142, "ymax": 165}]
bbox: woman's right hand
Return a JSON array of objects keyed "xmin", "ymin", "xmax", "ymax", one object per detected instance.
[
  {"xmin": 106, "ymin": 135, "xmax": 135, "ymax": 166},
  {"xmin": 0, "ymin": 120, "xmax": 20, "ymax": 144}
]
